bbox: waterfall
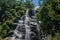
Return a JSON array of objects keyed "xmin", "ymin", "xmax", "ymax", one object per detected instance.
[
  {"xmin": 11, "ymin": 9, "xmax": 48, "ymax": 40},
  {"xmin": 24, "ymin": 9, "xmax": 30, "ymax": 40},
  {"xmin": 12, "ymin": 9, "xmax": 31, "ymax": 40}
]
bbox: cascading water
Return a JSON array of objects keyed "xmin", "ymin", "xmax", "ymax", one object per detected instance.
[
  {"xmin": 11, "ymin": 9, "xmax": 31, "ymax": 40},
  {"xmin": 24, "ymin": 9, "xmax": 30, "ymax": 40},
  {"xmin": 11, "ymin": 8, "xmax": 48, "ymax": 40}
]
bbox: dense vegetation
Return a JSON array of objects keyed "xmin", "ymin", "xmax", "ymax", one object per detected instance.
[
  {"xmin": 0, "ymin": 0, "xmax": 60, "ymax": 40},
  {"xmin": 36, "ymin": 0, "xmax": 60, "ymax": 40},
  {"xmin": 0, "ymin": 0, "xmax": 34, "ymax": 40}
]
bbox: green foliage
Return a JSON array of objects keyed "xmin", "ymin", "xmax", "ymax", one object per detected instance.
[
  {"xmin": 25, "ymin": 0, "xmax": 34, "ymax": 9},
  {"xmin": 0, "ymin": 37, "xmax": 3, "ymax": 40},
  {"xmin": 0, "ymin": 0, "xmax": 34, "ymax": 39},
  {"xmin": 36, "ymin": 0, "xmax": 60, "ymax": 36},
  {"xmin": 48, "ymin": 33, "xmax": 60, "ymax": 40}
]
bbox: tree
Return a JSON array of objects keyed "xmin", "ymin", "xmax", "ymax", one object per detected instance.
[
  {"xmin": 36, "ymin": 0, "xmax": 60, "ymax": 35},
  {"xmin": 0, "ymin": 0, "xmax": 34, "ymax": 39}
]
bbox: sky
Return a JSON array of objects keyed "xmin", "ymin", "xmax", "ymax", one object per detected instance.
[
  {"xmin": 32, "ymin": 0, "xmax": 43, "ymax": 7},
  {"xmin": 32, "ymin": 0, "xmax": 39, "ymax": 7}
]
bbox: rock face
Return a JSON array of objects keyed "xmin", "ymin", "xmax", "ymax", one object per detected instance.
[
  {"xmin": 12, "ymin": 9, "xmax": 41, "ymax": 40},
  {"xmin": 28, "ymin": 9, "xmax": 35, "ymax": 17}
]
